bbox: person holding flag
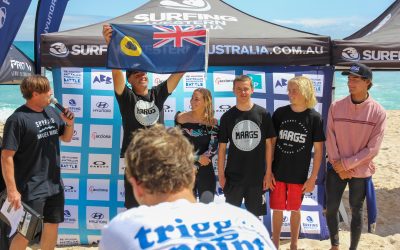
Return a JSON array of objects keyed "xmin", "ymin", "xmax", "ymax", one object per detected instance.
[{"xmin": 102, "ymin": 24, "xmax": 185, "ymax": 209}]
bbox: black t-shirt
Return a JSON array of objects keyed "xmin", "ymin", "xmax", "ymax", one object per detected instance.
[
  {"xmin": 272, "ymin": 105, "xmax": 325, "ymax": 184},
  {"xmin": 175, "ymin": 113, "xmax": 219, "ymax": 167},
  {"xmin": 1, "ymin": 105, "xmax": 65, "ymax": 201},
  {"xmin": 116, "ymin": 81, "xmax": 170, "ymax": 156},
  {"xmin": 218, "ymin": 104, "xmax": 275, "ymax": 186}
]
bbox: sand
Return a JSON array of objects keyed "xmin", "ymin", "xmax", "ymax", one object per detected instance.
[{"xmin": 1, "ymin": 110, "xmax": 399, "ymax": 250}]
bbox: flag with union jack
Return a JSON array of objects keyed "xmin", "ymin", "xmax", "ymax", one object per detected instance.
[{"xmin": 107, "ymin": 24, "xmax": 208, "ymax": 73}]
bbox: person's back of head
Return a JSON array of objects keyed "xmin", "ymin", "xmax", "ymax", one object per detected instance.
[{"xmin": 124, "ymin": 124, "xmax": 195, "ymax": 196}]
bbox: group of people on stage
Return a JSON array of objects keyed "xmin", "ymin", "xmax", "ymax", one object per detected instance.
[{"xmin": 0, "ymin": 26, "xmax": 386, "ymax": 250}]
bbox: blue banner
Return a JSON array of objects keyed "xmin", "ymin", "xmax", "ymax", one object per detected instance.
[
  {"xmin": 52, "ymin": 65, "xmax": 333, "ymax": 245},
  {"xmin": 34, "ymin": 0, "xmax": 69, "ymax": 73},
  {"xmin": 107, "ymin": 24, "xmax": 208, "ymax": 73},
  {"xmin": 0, "ymin": 0, "xmax": 32, "ymax": 66}
]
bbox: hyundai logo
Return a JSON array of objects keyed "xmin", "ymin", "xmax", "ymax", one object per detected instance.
[
  {"xmin": 73, "ymin": 130, "xmax": 77, "ymax": 136},
  {"xmin": 219, "ymin": 105, "xmax": 231, "ymax": 110},
  {"xmin": 69, "ymin": 99, "xmax": 77, "ymax": 106},
  {"xmin": 64, "ymin": 185, "xmax": 74, "ymax": 190},
  {"xmin": 0, "ymin": 7, "xmax": 6, "ymax": 29},
  {"xmin": 283, "ymin": 216, "xmax": 288, "ymax": 222},
  {"xmin": 306, "ymin": 216, "xmax": 313, "ymax": 223},
  {"xmin": 96, "ymin": 102, "xmax": 109, "ymax": 108},
  {"xmin": 93, "ymin": 161, "xmax": 106, "ymax": 165},
  {"xmin": 49, "ymin": 42, "xmax": 69, "ymax": 57},
  {"xmin": 64, "ymin": 210, "xmax": 71, "ymax": 217},
  {"xmin": 91, "ymin": 212, "xmax": 104, "ymax": 220}
]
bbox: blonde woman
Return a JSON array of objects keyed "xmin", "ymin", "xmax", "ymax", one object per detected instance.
[
  {"xmin": 269, "ymin": 76, "xmax": 325, "ymax": 249},
  {"xmin": 175, "ymin": 88, "xmax": 218, "ymax": 203}
]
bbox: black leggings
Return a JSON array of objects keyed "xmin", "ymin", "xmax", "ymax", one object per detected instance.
[
  {"xmin": 194, "ymin": 164, "xmax": 216, "ymax": 203},
  {"xmin": 325, "ymin": 168, "xmax": 366, "ymax": 250}
]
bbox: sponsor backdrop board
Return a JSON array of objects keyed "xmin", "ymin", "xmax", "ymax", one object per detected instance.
[{"xmin": 53, "ymin": 65, "xmax": 333, "ymax": 245}]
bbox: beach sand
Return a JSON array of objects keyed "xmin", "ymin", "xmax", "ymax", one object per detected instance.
[{"xmin": 1, "ymin": 111, "xmax": 399, "ymax": 250}]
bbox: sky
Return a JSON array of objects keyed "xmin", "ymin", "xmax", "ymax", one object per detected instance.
[{"xmin": 15, "ymin": 0, "xmax": 395, "ymax": 41}]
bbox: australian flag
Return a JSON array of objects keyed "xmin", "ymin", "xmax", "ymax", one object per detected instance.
[{"xmin": 107, "ymin": 24, "xmax": 208, "ymax": 73}]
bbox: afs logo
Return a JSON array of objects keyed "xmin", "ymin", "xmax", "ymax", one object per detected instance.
[
  {"xmin": 64, "ymin": 185, "xmax": 75, "ymax": 192},
  {"xmin": 341, "ymin": 47, "xmax": 360, "ymax": 61},
  {"xmin": 91, "ymin": 212, "xmax": 104, "ymax": 220},
  {"xmin": 93, "ymin": 74, "xmax": 112, "ymax": 84},
  {"xmin": 275, "ymin": 78, "xmax": 288, "ymax": 88},
  {"xmin": 160, "ymin": 0, "xmax": 211, "ymax": 11},
  {"xmin": 120, "ymin": 36, "xmax": 142, "ymax": 56},
  {"xmin": 0, "ymin": 7, "xmax": 6, "ymax": 29},
  {"xmin": 49, "ymin": 42, "xmax": 69, "ymax": 57},
  {"xmin": 96, "ymin": 102, "xmax": 109, "ymax": 109}
]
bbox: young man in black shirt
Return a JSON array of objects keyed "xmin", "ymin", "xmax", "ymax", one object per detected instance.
[
  {"xmin": 270, "ymin": 76, "xmax": 325, "ymax": 249},
  {"xmin": 218, "ymin": 75, "xmax": 275, "ymax": 216},
  {"xmin": 1, "ymin": 75, "xmax": 74, "ymax": 250},
  {"xmin": 102, "ymin": 24, "xmax": 184, "ymax": 208}
]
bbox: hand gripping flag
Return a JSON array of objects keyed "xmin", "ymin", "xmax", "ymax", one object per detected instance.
[{"xmin": 107, "ymin": 24, "xmax": 208, "ymax": 73}]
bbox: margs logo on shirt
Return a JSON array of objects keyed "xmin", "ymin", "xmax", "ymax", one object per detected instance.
[
  {"xmin": 277, "ymin": 119, "xmax": 308, "ymax": 154},
  {"xmin": 36, "ymin": 118, "xmax": 58, "ymax": 139},
  {"xmin": 232, "ymin": 120, "xmax": 261, "ymax": 151},
  {"xmin": 135, "ymin": 100, "xmax": 160, "ymax": 126}
]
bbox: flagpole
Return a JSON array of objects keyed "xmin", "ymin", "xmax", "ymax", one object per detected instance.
[{"xmin": 34, "ymin": 0, "xmax": 43, "ymax": 75}]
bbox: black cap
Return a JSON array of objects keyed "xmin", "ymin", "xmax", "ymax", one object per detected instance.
[
  {"xmin": 126, "ymin": 70, "xmax": 141, "ymax": 79},
  {"xmin": 342, "ymin": 63, "xmax": 372, "ymax": 80}
]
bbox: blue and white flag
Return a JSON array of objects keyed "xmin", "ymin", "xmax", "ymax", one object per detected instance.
[
  {"xmin": 107, "ymin": 24, "xmax": 208, "ymax": 73},
  {"xmin": 0, "ymin": 0, "xmax": 32, "ymax": 66},
  {"xmin": 34, "ymin": 0, "xmax": 69, "ymax": 73}
]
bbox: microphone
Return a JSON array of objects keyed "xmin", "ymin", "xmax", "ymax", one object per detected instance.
[{"xmin": 50, "ymin": 97, "xmax": 66, "ymax": 113}]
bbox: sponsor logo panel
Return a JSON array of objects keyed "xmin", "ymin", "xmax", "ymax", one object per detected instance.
[
  {"xmin": 252, "ymin": 98, "xmax": 267, "ymax": 109},
  {"xmin": 244, "ymin": 70, "xmax": 266, "ymax": 93},
  {"xmin": 90, "ymin": 95, "xmax": 114, "ymax": 119},
  {"xmin": 214, "ymin": 97, "xmax": 235, "ymax": 120},
  {"xmin": 119, "ymin": 157, "xmax": 126, "ymax": 175},
  {"xmin": 152, "ymin": 73, "xmax": 170, "ymax": 87},
  {"xmin": 89, "ymin": 125, "xmax": 113, "ymax": 148},
  {"xmin": 213, "ymin": 71, "xmax": 235, "ymax": 92},
  {"xmin": 91, "ymin": 69, "xmax": 113, "ymax": 90},
  {"xmin": 62, "ymin": 94, "xmax": 83, "ymax": 118},
  {"xmin": 86, "ymin": 206, "xmax": 109, "ymax": 230},
  {"xmin": 272, "ymin": 73, "xmax": 295, "ymax": 95},
  {"xmin": 63, "ymin": 178, "xmax": 79, "ymax": 200},
  {"xmin": 302, "ymin": 74, "xmax": 324, "ymax": 97},
  {"xmin": 163, "ymin": 97, "xmax": 176, "ymax": 121},
  {"xmin": 183, "ymin": 72, "xmax": 206, "ymax": 92},
  {"xmin": 61, "ymin": 68, "xmax": 83, "ymax": 89},
  {"xmin": 87, "ymin": 179, "xmax": 110, "ymax": 201},
  {"xmin": 57, "ymin": 235, "xmax": 80, "ymax": 246},
  {"xmin": 117, "ymin": 180, "xmax": 125, "ymax": 202},
  {"xmin": 61, "ymin": 123, "xmax": 82, "ymax": 147},
  {"xmin": 301, "ymin": 211, "xmax": 321, "ymax": 234},
  {"xmin": 302, "ymin": 186, "xmax": 319, "ymax": 206},
  {"xmin": 60, "ymin": 205, "xmax": 79, "ymax": 229},
  {"xmin": 87, "ymin": 235, "xmax": 101, "ymax": 245},
  {"xmin": 60, "ymin": 152, "xmax": 81, "ymax": 174},
  {"xmin": 88, "ymin": 154, "xmax": 112, "ymax": 175}
]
